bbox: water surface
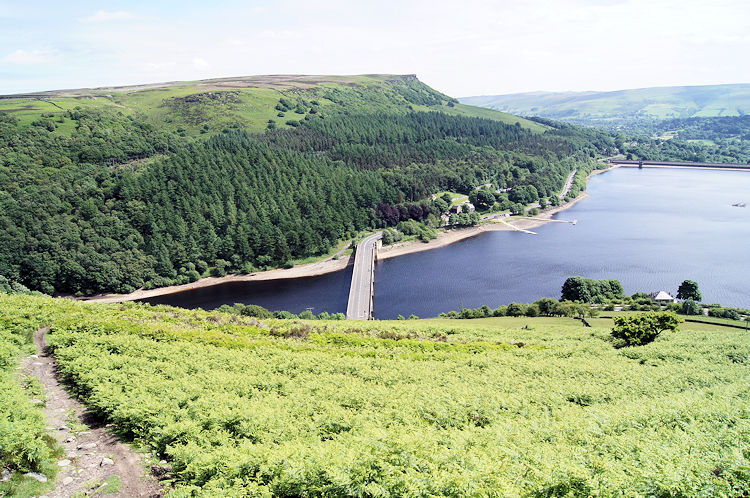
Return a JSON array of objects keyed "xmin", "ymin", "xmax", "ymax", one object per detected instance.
[{"xmin": 142, "ymin": 168, "xmax": 750, "ymax": 317}]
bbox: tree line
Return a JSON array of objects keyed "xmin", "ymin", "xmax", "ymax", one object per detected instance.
[{"xmin": 1, "ymin": 102, "xmax": 613, "ymax": 295}]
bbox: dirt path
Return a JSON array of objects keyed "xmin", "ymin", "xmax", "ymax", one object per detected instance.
[
  {"xmin": 21, "ymin": 328, "xmax": 165, "ymax": 497},
  {"xmin": 494, "ymin": 218, "xmax": 537, "ymax": 234}
]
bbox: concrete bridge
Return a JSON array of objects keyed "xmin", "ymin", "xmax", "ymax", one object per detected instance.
[
  {"xmin": 608, "ymin": 159, "xmax": 750, "ymax": 170},
  {"xmin": 345, "ymin": 232, "xmax": 382, "ymax": 320}
]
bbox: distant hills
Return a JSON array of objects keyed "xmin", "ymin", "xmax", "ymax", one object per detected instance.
[{"xmin": 460, "ymin": 83, "xmax": 750, "ymax": 128}]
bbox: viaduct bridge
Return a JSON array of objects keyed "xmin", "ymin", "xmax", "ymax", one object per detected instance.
[{"xmin": 345, "ymin": 232, "xmax": 382, "ymax": 320}]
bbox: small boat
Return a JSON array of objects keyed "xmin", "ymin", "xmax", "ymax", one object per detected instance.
[
  {"xmin": 572, "ymin": 219, "xmax": 578, "ymax": 225},
  {"xmin": 732, "ymin": 202, "xmax": 746, "ymax": 208}
]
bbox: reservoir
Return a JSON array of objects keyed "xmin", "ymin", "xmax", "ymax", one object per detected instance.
[{"xmin": 142, "ymin": 167, "xmax": 750, "ymax": 317}]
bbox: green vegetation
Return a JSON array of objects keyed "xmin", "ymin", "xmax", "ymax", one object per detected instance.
[
  {"xmin": 610, "ymin": 311, "xmax": 680, "ymax": 348},
  {"xmin": 560, "ymin": 276, "xmax": 624, "ymax": 303},
  {"xmin": 215, "ymin": 302, "xmax": 346, "ymax": 321},
  {"xmin": 440, "ymin": 298, "xmax": 597, "ymax": 320},
  {"xmin": 0, "ymin": 299, "xmax": 58, "ymax": 496},
  {"xmin": 0, "ymin": 293, "xmax": 748, "ymax": 495},
  {"xmin": 676, "ymin": 280, "xmax": 702, "ymax": 301},
  {"xmin": 460, "ymin": 83, "xmax": 750, "ymax": 128},
  {"xmin": 0, "ymin": 75, "xmax": 617, "ymax": 296},
  {"xmin": 463, "ymin": 85, "xmax": 750, "ymax": 164}
]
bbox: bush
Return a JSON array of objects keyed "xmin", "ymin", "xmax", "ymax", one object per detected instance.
[
  {"xmin": 681, "ymin": 299, "xmax": 701, "ymax": 316},
  {"xmin": 611, "ymin": 312, "xmax": 680, "ymax": 348},
  {"xmin": 708, "ymin": 307, "xmax": 742, "ymax": 320},
  {"xmin": 211, "ymin": 259, "xmax": 230, "ymax": 277},
  {"xmin": 273, "ymin": 311, "xmax": 298, "ymax": 319},
  {"xmin": 240, "ymin": 304, "xmax": 273, "ymax": 319},
  {"xmin": 381, "ymin": 228, "xmax": 403, "ymax": 245},
  {"xmin": 561, "ymin": 277, "xmax": 624, "ymax": 303},
  {"xmin": 506, "ymin": 303, "xmax": 527, "ymax": 317},
  {"xmin": 418, "ymin": 227, "xmax": 437, "ymax": 242},
  {"xmin": 525, "ymin": 305, "xmax": 540, "ymax": 317},
  {"xmin": 492, "ymin": 306, "xmax": 507, "ymax": 317},
  {"xmin": 196, "ymin": 260, "xmax": 209, "ymax": 275}
]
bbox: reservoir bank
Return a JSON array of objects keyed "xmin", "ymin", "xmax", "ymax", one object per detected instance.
[{"xmin": 110, "ymin": 167, "xmax": 748, "ymax": 317}]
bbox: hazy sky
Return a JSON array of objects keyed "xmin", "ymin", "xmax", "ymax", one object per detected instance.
[{"xmin": 2, "ymin": 0, "xmax": 749, "ymax": 96}]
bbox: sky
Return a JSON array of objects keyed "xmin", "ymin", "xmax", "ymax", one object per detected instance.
[{"xmin": 2, "ymin": 0, "xmax": 750, "ymax": 97}]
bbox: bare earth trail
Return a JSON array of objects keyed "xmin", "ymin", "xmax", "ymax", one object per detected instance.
[{"xmin": 22, "ymin": 328, "xmax": 164, "ymax": 497}]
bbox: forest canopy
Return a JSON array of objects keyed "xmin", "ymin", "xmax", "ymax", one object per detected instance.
[{"xmin": 0, "ymin": 79, "xmax": 616, "ymax": 295}]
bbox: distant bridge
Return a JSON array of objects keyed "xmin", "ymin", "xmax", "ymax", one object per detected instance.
[
  {"xmin": 345, "ymin": 232, "xmax": 382, "ymax": 320},
  {"xmin": 608, "ymin": 159, "xmax": 750, "ymax": 170}
]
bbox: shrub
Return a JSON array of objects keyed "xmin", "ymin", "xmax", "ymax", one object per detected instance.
[
  {"xmin": 211, "ymin": 259, "xmax": 230, "ymax": 277},
  {"xmin": 525, "ymin": 305, "xmax": 540, "ymax": 317},
  {"xmin": 506, "ymin": 303, "xmax": 527, "ymax": 317},
  {"xmin": 273, "ymin": 311, "xmax": 298, "ymax": 319},
  {"xmin": 681, "ymin": 299, "xmax": 701, "ymax": 316},
  {"xmin": 610, "ymin": 311, "xmax": 680, "ymax": 348},
  {"xmin": 240, "ymin": 304, "xmax": 273, "ymax": 319},
  {"xmin": 708, "ymin": 307, "xmax": 742, "ymax": 320},
  {"xmin": 492, "ymin": 306, "xmax": 507, "ymax": 317}
]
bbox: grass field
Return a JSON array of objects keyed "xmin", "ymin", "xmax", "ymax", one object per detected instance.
[
  {"xmin": 0, "ymin": 293, "xmax": 748, "ymax": 496},
  {"xmin": 433, "ymin": 191, "xmax": 470, "ymax": 206}
]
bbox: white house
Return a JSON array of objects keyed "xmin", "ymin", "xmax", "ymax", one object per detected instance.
[{"xmin": 650, "ymin": 291, "xmax": 676, "ymax": 304}]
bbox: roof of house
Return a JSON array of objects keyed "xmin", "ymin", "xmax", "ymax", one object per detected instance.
[{"xmin": 652, "ymin": 290, "xmax": 674, "ymax": 301}]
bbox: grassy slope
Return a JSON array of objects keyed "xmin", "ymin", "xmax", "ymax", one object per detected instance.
[
  {"xmin": 0, "ymin": 74, "xmax": 547, "ymax": 137},
  {"xmin": 460, "ymin": 83, "xmax": 750, "ymax": 125},
  {"xmin": 1, "ymin": 293, "xmax": 748, "ymax": 496}
]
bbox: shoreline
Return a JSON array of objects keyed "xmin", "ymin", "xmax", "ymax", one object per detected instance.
[
  {"xmin": 84, "ymin": 167, "xmax": 614, "ymax": 304},
  {"xmin": 617, "ymin": 164, "xmax": 750, "ymax": 172}
]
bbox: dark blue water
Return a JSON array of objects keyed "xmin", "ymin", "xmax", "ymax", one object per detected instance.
[
  {"xmin": 141, "ymin": 265, "xmax": 353, "ymax": 314},
  {"xmin": 142, "ymin": 168, "xmax": 750, "ymax": 317}
]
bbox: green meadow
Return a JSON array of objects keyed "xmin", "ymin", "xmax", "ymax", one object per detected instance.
[{"xmin": 1, "ymin": 293, "xmax": 748, "ymax": 496}]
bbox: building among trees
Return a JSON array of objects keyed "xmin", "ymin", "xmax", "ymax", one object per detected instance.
[{"xmin": 650, "ymin": 290, "xmax": 677, "ymax": 304}]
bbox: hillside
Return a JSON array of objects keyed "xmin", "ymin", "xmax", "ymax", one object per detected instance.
[
  {"xmin": 1, "ymin": 74, "xmax": 545, "ymax": 135},
  {"xmin": 0, "ymin": 74, "xmax": 616, "ymax": 296},
  {"xmin": 461, "ymin": 83, "xmax": 750, "ymax": 128},
  {"xmin": 1, "ymin": 293, "xmax": 748, "ymax": 495}
]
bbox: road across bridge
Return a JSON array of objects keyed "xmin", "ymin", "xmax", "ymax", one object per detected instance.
[{"xmin": 345, "ymin": 232, "xmax": 382, "ymax": 320}]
